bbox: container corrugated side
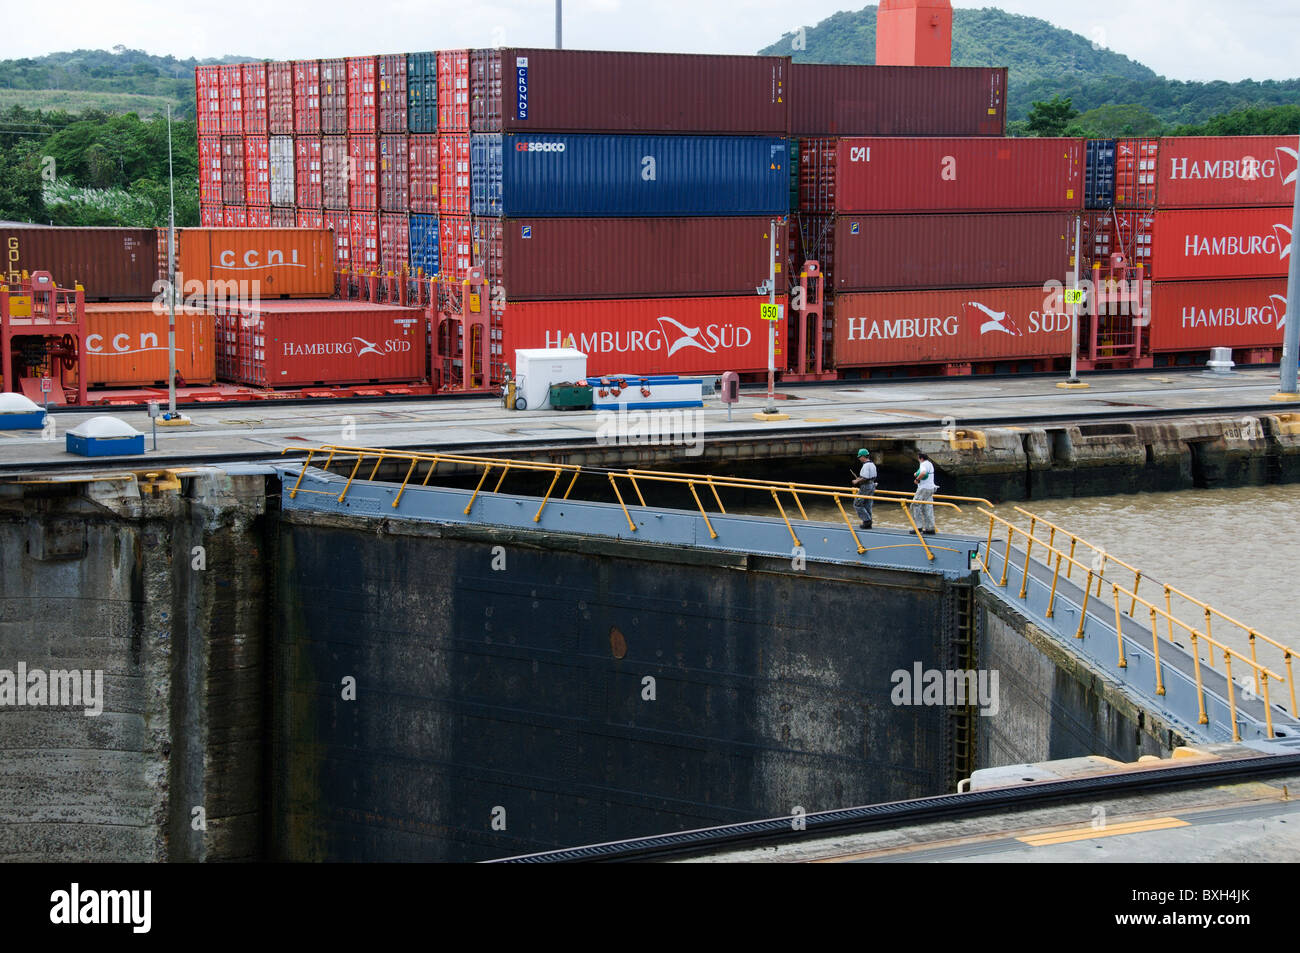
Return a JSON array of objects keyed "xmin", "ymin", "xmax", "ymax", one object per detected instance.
[
  {"xmin": 176, "ymin": 228, "xmax": 335, "ymax": 298},
  {"xmin": 325, "ymin": 211, "xmax": 352, "ymax": 269},
  {"xmin": 439, "ymin": 134, "xmax": 471, "ymax": 214},
  {"xmin": 244, "ymin": 136, "xmax": 270, "ymax": 207},
  {"xmin": 199, "ymin": 137, "xmax": 222, "ymax": 204},
  {"xmin": 322, "ymin": 137, "xmax": 350, "ymax": 210},
  {"xmin": 379, "ymin": 212, "xmax": 409, "ymax": 274},
  {"xmin": 196, "ymin": 66, "xmax": 221, "ymax": 135},
  {"xmin": 378, "ymin": 54, "xmax": 407, "ymax": 134},
  {"xmin": 295, "ymin": 137, "xmax": 323, "ymax": 208},
  {"xmin": 438, "ymin": 50, "xmax": 470, "ymax": 132},
  {"xmin": 407, "ymin": 52, "xmax": 439, "ymax": 133},
  {"xmin": 832, "ymin": 286, "xmax": 1073, "ymax": 367},
  {"xmin": 408, "ymin": 135, "xmax": 438, "ymax": 213},
  {"xmin": 833, "ymin": 213, "xmax": 1074, "ymax": 292},
  {"xmin": 348, "ymin": 136, "xmax": 379, "ymax": 211},
  {"xmin": 241, "ymin": 62, "xmax": 268, "ymax": 135},
  {"xmin": 503, "ymin": 296, "xmax": 771, "ymax": 375},
  {"xmin": 0, "ymin": 226, "xmax": 159, "ymax": 300},
  {"xmin": 347, "ymin": 56, "xmax": 378, "ymax": 133},
  {"xmin": 270, "ymin": 136, "xmax": 295, "ymax": 207},
  {"xmin": 293, "ymin": 60, "xmax": 321, "ymax": 134},
  {"xmin": 409, "ymin": 214, "xmax": 440, "ymax": 276},
  {"xmin": 479, "ymin": 48, "xmax": 788, "ymax": 135},
  {"xmin": 83, "ymin": 302, "xmax": 215, "ymax": 387},
  {"xmin": 789, "ymin": 64, "xmax": 1006, "ymax": 137},
  {"xmin": 320, "ymin": 58, "xmax": 348, "ymax": 134},
  {"xmin": 484, "ymin": 133, "xmax": 788, "ymax": 217},
  {"xmin": 832, "ymin": 137, "xmax": 1084, "ymax": 213},
  {"xmin": 267, "ymin": 61, "xmax": 294, "ymax": 134},
  {"xmin": 220, "ymin": 138, "xmax": 245, "ymax": 206},
  {"xmin": 1149, "ymin": 278, "xmax": 1288, "ymax": 351},
  {"xmin": 379, "ymin": 134, "xmax": 408, "ymax": 213},
  {"xmin": 1151, "ymin": 207, "xmax": 1293, "ymax": 281},
  {"xmin": 1156, "ymin": 136, "xmax": 1298, "ymax": 209},
  {"xmin": 218, "ymin": 65, "xmax": 243, "ymax": 135}
]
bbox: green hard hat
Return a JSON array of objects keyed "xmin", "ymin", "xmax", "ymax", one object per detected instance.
[{"xmin": 857, "ymin": 448, "xmax": 870, "ymax": 457}]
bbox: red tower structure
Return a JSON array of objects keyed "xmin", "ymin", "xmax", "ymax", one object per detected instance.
[{"xmin": 877, "ymin": 0, "xmax": 953, "ymax": 67}]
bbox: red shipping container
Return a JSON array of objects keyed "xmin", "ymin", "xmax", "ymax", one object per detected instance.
[
  {"xmin": 83, "ymin": 302, "xmax": 216, "ymax": 387},
  {"xmin": 220, "ymin": 138, "xmax": 245, "ymax": 206},
  {"xmin": 0, "ymin": 226, "xmax": 158, "ymax": 300},
  {"xmin": 216, "ymin": 299, "xmax": 426, "ymax": 387},
  {"xmin": 201, "ymin": 203, "xmax": 222, "ymax": 227},
  {"xmin": 1149, "ymin": 279, "xmax": 1288, "ymax": 351},
  {"xmin": 440, "ymin": 215, "xmax": 472, "ymax": 279},
  {"xmin": 408, "ymin": 135, "xmax": 439, "ymax": 213},
  {"xmin": 826, "ymin": 138, "xmax": 1084, "ymax": 213},
  {"xmin": 247, "ymin": 207, "xmax": 271, "ymax": 228},
  {"xmin": 270, "ymin": 207, "xmax": 296, "ymax": 228},
  {"xmin": 477, "ymin": 217, "xmax": 789, "ymax": 300},
  {"xmin": 438, "ymin": 50, "xmax": 470, "ymax": 131},
  {"xmin": 378, "ymin": 54, "xmax": 407, "ymax": 134},
  {"xmin": 349, "ymin": 136, "xmax": 379, "ymax": 210},
  {"xmin": 196, "ymin": 66, "xmax": 221, "ymax": 135},
  {"xmin": 267, "ymin": 61, "xmax": 294, "ymax": 134},
  {"xmin": 242, "ymin": 62, "xmax": 268, "ymax": 135},
  {"xmin": 218, "ymin": 65, "xmax": 243, "ymax": 135},
  {"xmin": 790, "ymin": 63, "xmax": 1003, "ymax": 136},
  {"xmin": 322, "ymin": 136, "xmax": 350, "ymax": 210},
  {"xmin": 297, "ymin": 209, "xmax": 325, "ymax": 230},
  {"xmin": 1115, "ymin": 138, "xmax": 1160, "ymax": 209},
  {"xmin": 244, "ymin": 136, "xmax": 270, "ymax": 206},
  {"xmin": 1152, "ymin": 207, "xmax": 1293, "ymax": 281},
  {"xmin": 379, "ymin": 134, "xmax": 409, "ymax": 212},
  {"xmin": 789, "ymin": 64, "xmax": 1007, "ymax": 137},
  {"xmin": 379, "ymin": 212, "xmax": 409, "ymax": 274},
  {"xmin": 832, "ymin": 213, "xmax": 1075, "ymax": 292},
  {"xmin": 325, "ymin": 211, "xmax": 352, "ymax": 269},
  {"xmin": 320, "ymin": 58, "xmax": 348, "ymax": 134},
  {"xmin": 347, "ymin": 56, "xmax": 377, "ymax": 133},
  {"xmin": 295, "ymin": 137, "xmax": 323, "ymax": 209},
  {"xmin": 832, "ymin": 287, "xmax": 1073, "ymax": 367},
  {"xmin": 350, "ymin": 212, "xmax": 379, "ymax": 271},
  {"xmin": 472, "ymin": 48, "xmax": 788, "ymax": 135},
  {"xmin": 1156, "ymin": 136, "xmax": 1298, "ymax": 209},
  {"xmin": 223, "ymin": 206, "xmax": 249, "ymax": 228},
  {"xmin": 177, "ymin": 227, "xmax": 335, "ymax": 297},
  {"xmin": 199, "ymin": 136, "xmax": 222, "ymax": 204},
  {"xmin": 1081, "ymin": 210, "xmax": 1155, "ymax": 274},
  {"xmin": 438, "ymin": 134, "xmax": 471, "ymax": 215},
  {"xmin": 503, "ymin": 297, "xmax": 770, "ymax": 375},
  {"xmin": 293, "ymin": 60, "xmax": 321, "ymax": 135}
]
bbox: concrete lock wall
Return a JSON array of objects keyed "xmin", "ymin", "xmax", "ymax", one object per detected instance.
[
  {"xmin": 0, "ymin": 472, "xmax": 269, "ymax": 862},
  {"xmin": 271, "ymin": 510, "xmax": 968, "ymax": 861}
]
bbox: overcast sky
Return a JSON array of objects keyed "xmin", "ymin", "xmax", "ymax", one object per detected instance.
[{"xmin": 8, "ymin": 0, "xmax": 1299, "ymax": 84}]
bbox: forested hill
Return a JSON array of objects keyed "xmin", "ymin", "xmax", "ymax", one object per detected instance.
[{"xmin": 759, "ymin": 5, "xmax": 1300, "ymax": 128}]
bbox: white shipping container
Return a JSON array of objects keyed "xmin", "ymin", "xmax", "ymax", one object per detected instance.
[{"xmin": 270, "ymin": 136, "xmax": 296, "ymax": 208}]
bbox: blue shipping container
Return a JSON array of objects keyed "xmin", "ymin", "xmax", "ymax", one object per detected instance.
[
  {"xmin": 409, "ymin": 213, "xmax": 440, "ymax": 275},
  {"xmin": 472, "ymin": 133, "xmax": 789, "ymax": 217},
  {"xmin": 1085, "ymin": 139, "xmax": 1116, "ymax": 210},
  {"xmin": 471, "ymin": 134, "xmax": 504, "ymax": 215},
  {"xmin": 407, "ymin": 52, "xmax": 438, "ymax": 133}
]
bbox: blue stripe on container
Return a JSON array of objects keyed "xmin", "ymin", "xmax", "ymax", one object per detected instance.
[
  {"xmin": 472, "ymin": 133, "xmax": 789, "ymax": 217},
  {"xmin": 409, "ymin": 213, "xmax": 440, "ymax": 276},
  {"xmin": 407, "ymin": 52, "xmax": 438, "ymax": 133}
]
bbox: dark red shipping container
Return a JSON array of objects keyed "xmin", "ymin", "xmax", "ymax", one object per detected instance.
[
  {"xmin": 1081, "ymin": 210, "xmax": 1154, "ymax": 274},
  {"xmin": 0, "ymin": 226, "xmax": 158, "ymax": 300},
  {"xmin": 476, "ymin": 217, "xmax": 789, "ymax": 300},
  {"xmin": 789, "ymin": 64, "xmax": 1007, "ymax": 137},
  {"xmin": 322, "ymin": 136, "xmax": 350, "ymax": 210},
  {"xmin": 241, "ymin": 62, "xmax": 268, "ymax": 135},
  {"xmin": 297, "ymin": 209, "xmax": 325, "ymax": 230},
  {"xmin": 320, "ymin": 58, "xmax": 348, "ymax": 134},
  {"xmin": 244, "ymin": 136, "xmax": 270, "ymax": 207},
  {"xmin": 1156, "ymin": 136, "xmax": 1298, "ymax": 209},
  {"xmin": 270, "ymin": 206, "xmax": 297, "ymax": 228},
  {"xmin": 471, "ymin": 48, "xmax": 788, "ymax": 134},
  {"xmin": 349, "ymin": 136, "xmax": 379, "ymax": 211},
  {"xmin": 216, "ymin": 299, "xmax": 426, "ymax": 387},
  {"xmin": 220, "ymin": 138, "xmax": 245, "ymax": 206},
  {"xmin": 293, "ymin": 60, "xmax": 321, "ymax": 135},
  {"xmin": 438, "ymin": 50, "xmax": 470, "ymax": 131},
  {"xmin": 821, "ymin": 137, "xmax": 1083, "ymax": 213},
  {"xmin": 350, "ymin": 212, "xmax": 379, "ymax": 271},
  {"xmin": 196, "ymin": 66, "xmax": 221, "ymax": 135},
  {"xmin": 438, "ymin": 134, "xmax": 471, "ymax": 215},
  {"xmin": 832, "ymin": 213, "xmax": 1075, "ymax": 292},
  {"xmin": 1115, "ymin": 138, "xmax": 1160, "ymax": 209},
  {"xmin": 347, "ymin": 56, "xmax": 377, "ymax": 133},
  {"xmin": 223, "ymin": 206, "xmax": 248, "ymax": 228},
  {"xmin": 379, "ymin": 134, "xmax": 408, "ymax": 212},
  {"xmin": 201, "ymin": 203, "xmax": 222, "ymax": 227},
  {"xmin": 324, "ymin": 211, "xmax": 352, "ymax": 268},
  {"xmin": 199, "ymin": 136, "xmax": 222, "ymax": 204},
  {"xmin": 267, "ymin": 61, "xmax": 294, "ymax": 134},
  {"xmin": 379, "ymin": 212, "xmax": 409, "ymax": 274},
  {"xmin": 218, "ymin": 65, "xmax": 243, "ymax": 135},
  {"xmin": 247, "ymin": 207, "xmax": 271, "ymax": 228},
  {"xmin": 295, "ymin": 137, "xmax": 323, "ymax": 208},
  {"xmin": 832, "ymin": 286, "xmax": 1073, "ymax": 367},
  {"xmin": 1151, "ymin": 207, "xmax": 1293, "ymax": 281},
  {"xmin": 440, "ymin": 215, "xmax": 472, "ymax": 279},
  {"xmin": 503, "ymin": 296, "xmax": 770, "ymax": 375},
  {"xmin": 378, "ymin": 54, "xmax": 407, "ymax": 133},
  {"xmin": 408, "ymin": 135, "xmax": 439, "ymax": 213},
  {"xmin": 1149, "ymin": 279, "xmax": 1288, "ymax": 351}
]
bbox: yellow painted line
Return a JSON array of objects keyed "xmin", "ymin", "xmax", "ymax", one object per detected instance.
[{"xmin": 1018, "ymin": 816, "xmax": 1188, "ymax": 847}]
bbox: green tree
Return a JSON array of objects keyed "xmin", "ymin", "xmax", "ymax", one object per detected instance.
[
  {"xmin": 1066, "ymin": 103, "xmax": 1164, "ymax": 138},
  {"xmin": 0, "ymin": 142, "xmax": 47, "ymax": 221},
  {"xmin": 1026, "ymin": 95, "xmax": 1080, "ymax": 137}
]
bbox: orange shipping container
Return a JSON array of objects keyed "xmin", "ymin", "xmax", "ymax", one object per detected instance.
[
  {"xmin": 177, "ymin": 228, "xmax": 336, "ymax": 298},
  {"xmin": 83, "ymin": 302, "xmax": 215, "ymax": 387}
]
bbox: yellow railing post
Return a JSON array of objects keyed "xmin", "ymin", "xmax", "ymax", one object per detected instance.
[
  {"xmin": 1261, "ymin": 673, "xmax": 1275, "ymax": 739},
  {"xmin": 338, "ymin": 453, "xmax": 365, "ymax": 503},
  {"xmin": 769, "ymin": 489, "xmax": 799, "ymax": 548},
  {"xmin": 1046, "ymin": 552, "xmax": 1063, "ymax": 619},
  {"xmin": 835, "ymin": 496, "xmax": 866, "ymax": 556},
  {"xmin": 607, "ymin": 474, "xmax": 637, "ymax": 533},
  {"xmin": 534, "ymin": 468, "xmax": 563, "ymax": 522},
  {"xmin": 999, "ymin": 524, "xmax": 1014, "ymax": 587},
  {"xmin": 1165, "ymin": 585, "xmax": 1175, "ymax": 643},
  {"xmin": 1129, "ymin": 572, "xmax": 1141, "ymax": 617},
  {"xmin": 1149, "ymin": 606, "xmax": 1165, "ymax": 696},
  {"xmin": 1113, "ymin": 584, "xmax": 1127, "ymax": 668},
  {"xmin": 1076, "ymin": 571, "xmax": 1093, "ymax": 639},
  {"xmin": 464, "ymin": 463, "xmax": 493, "ymax": 515},
  {"xmin": 1018, "ymin": 529, "xmax": 1033, "ymax": 600},
  {"xmin": 1066, "ymin": 537, "xmax": 1078, "ymax": 579},
  {"xmin": 690, "ymin": 481, "xmax": 720, "ymax": 540},
  {"xmin": 1190, "ymin": 632, "xmax": 1209, "ymax": 725},
  {"xmin": 1286, "ymin": 653, "xmax": 1297, "ymax": 722},
  {"xmin": 1225, "ymin": 654, "xmax": 1240, "ymax": 742}
]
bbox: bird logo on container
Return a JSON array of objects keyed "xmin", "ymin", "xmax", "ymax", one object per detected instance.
[
  {"xmin": 658, "ymin": 316, "xmax": 717, "ymax": 357},
  {"xmin": 1270, "ymin": 295, "xmax": 1289, "ymax": 330},
  {"xmin": 352, "ymin": 337, "xmax": 382, "ymax": 357},
  {"xmin": 1277, "ymin": 146, "xmax": 1299, "ymax": 186},
  {"xmin": 967, "ymin": 301, "xmax": 1023, "ymax": 337},
  {"xmin": 1274, "ymin": 223, "xmax": 1293, "ymax": 260}
]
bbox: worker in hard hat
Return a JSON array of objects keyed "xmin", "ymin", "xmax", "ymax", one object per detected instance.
[{"xmin": 851, "ymin": 448, "xmax": 878, "ymax": 529}]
